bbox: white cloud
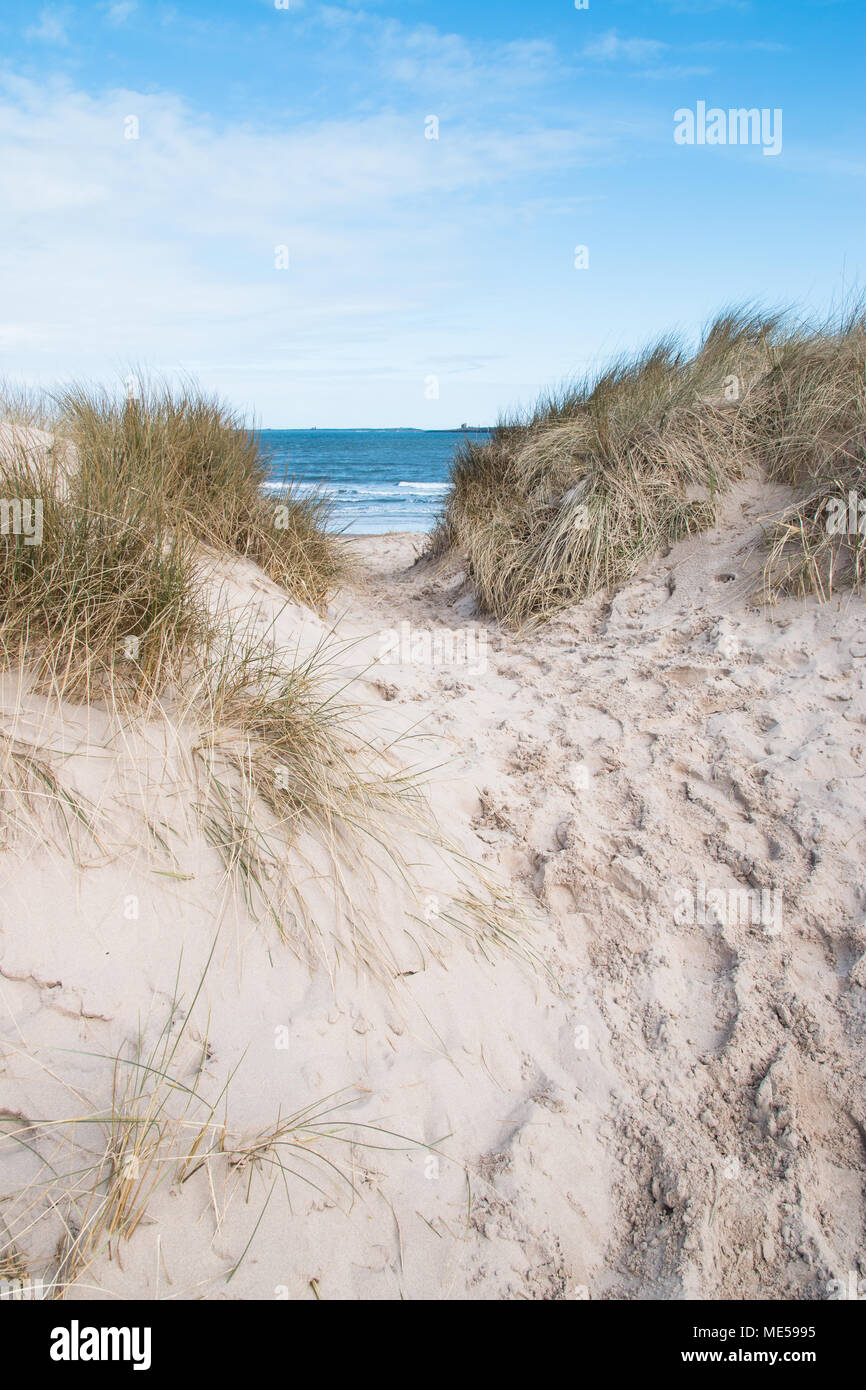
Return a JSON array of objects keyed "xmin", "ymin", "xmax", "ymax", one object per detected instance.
[
  {"xmin": 0, "ymin": 72, "xmax": 619, "ymax": 421},
  {"xmin": 106, "ymin": 1, "xmax": 137, "ymax": 24},
  {"xmin": 24, "ymin": 6, "xmax": 72, "ymax": 45},
  {"xmin": 583, "ymin": 31, "xmax": 669, "ymax": 64},
  {"xmin": 295, "ymin": 13, "xmax": 567, "ymax": 106}
]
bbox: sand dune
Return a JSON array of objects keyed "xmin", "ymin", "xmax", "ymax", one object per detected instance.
[{"xmin": 2, "ymin": 480, "xmax": 864, "ymax": 1300}]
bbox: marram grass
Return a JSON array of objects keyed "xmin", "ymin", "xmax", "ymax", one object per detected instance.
[
  {"xmin": 0, "ymin": 376, "xmax": 345, "ymax": 702},
  {"xmin": 431, "ymin": 304, "xmax": 866, "ymax": 623}
]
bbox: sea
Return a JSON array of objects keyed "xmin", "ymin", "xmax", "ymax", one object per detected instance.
[{"xmin": 259, "ymin": 429, "xmax": 488, "ymax": 535}]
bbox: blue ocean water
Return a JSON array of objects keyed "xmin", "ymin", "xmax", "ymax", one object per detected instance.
[{"xmin": 259, "ymin": 429, "xmax": 487, "ymax": 534}]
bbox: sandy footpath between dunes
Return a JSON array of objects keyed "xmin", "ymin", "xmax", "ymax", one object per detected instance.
[
  {"xmin": 336, "ymin": 491, "xmax": 866, "ymax": 1299},
  {"xmin": 1, "ymin": 479, "xmax": 865, "ymax": 1300}
]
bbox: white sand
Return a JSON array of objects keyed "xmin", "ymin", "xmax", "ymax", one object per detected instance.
[{"xmin": 2, "ymin": 480, "xmax": 865, "ymax": 1300}]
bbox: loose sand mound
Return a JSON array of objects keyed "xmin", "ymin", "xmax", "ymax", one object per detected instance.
[{"xmin": 2, "ymin": 482, "xmax": 864, "ymax": 1300}]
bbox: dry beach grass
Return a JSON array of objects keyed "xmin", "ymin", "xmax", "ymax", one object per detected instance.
[{"xmin": 431, "ymin": 305, "xmax": 866, "ymax": 624}]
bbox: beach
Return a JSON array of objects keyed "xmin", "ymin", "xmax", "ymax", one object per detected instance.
[
  {"xmin": 1, "ymin": 0, "xmax": 863, "ymax": 1341},
  {"xmin": 3, "ymin": 476, "xmax": 864, "ymax": 1300}
]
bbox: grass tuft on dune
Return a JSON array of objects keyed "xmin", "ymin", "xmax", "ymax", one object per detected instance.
[
  {"xmin": 0, "ymin": 428, "xmax": 203, "ymax": 702},
  {"xmin": 431, "ymin": 304, "xmax": 866, "ymax": 624},
  {"xmin": 0, "ymin": 377, "xmax": 344, "ymax": 701},
  {"xmin": 57, "ymin": 378, "xmax": 345, "ymax": 611}
]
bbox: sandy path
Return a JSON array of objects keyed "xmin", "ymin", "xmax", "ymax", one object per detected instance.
[{"xmin": 330, "ymin": 491, "xmax": 866, "ymax": 1299}]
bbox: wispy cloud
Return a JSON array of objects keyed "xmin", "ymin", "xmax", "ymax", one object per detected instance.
[
  {"xmin": 106, "ymin": 1, "xmax": 137, "ymax": 25},
  {"xmin": 321, "ymin": 17, "xmax": 568, "ymax": 105},
  {"xmin": 583, "ymin": 31, "xmax": 669, "ymax": 64},
  {"xmin": 582, "ymin": 25, "xmax": 785, "ymax": 78},
  {"xmin": 691, "ymin": 39, "xmax": 789, "ymax": 53},
  {"xmin": 0, "ymin": 69, "xmax": 620, "ymax": 414},
  {"xmin": 24, "ymin": 6, "xmax": 72, "ymax": 45}
]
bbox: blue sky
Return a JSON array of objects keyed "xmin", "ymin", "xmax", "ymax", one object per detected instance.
[{"xmin": 0, "ymin": 0, "xmax": 863, "ymax": 426}]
